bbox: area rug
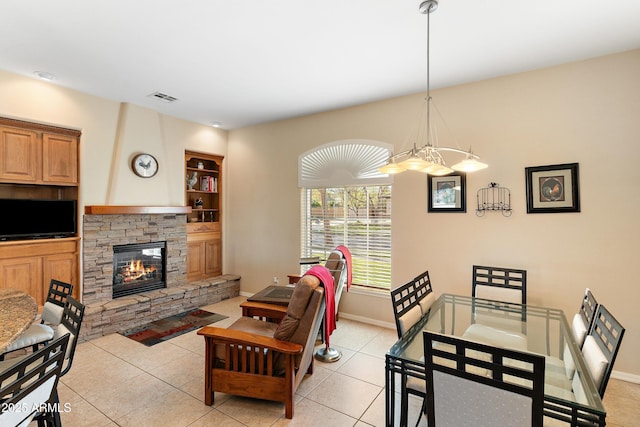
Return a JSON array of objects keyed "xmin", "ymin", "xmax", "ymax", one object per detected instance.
[{"xmin": 120, "ymin": 308, "xmax": 227, "ymax": 346}]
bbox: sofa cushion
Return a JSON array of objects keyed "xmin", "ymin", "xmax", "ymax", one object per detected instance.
[
  {"xmin": 274, "ymin": 274, "xmax": 320, "ymax": 342},
  {"xmin": 213, "ymin": 316, "xmax": 279, "ymax": 362}
]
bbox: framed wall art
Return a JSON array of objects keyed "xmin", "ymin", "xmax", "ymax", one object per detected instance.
[
  {"xmin": 428, "ymin": 172, "xmax": 466, "ymax": 212},
  {"xmin": 525, "ymin": 163, "xmax": 580, "ymax": 213}
]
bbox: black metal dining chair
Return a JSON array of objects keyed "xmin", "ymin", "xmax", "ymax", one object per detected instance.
[
  {"xmin": 472, "ymin": 265, "xmax": 527, "ymax": 305},
  {"xmin": 469, "ymin": 265, "xmax": 528, "ymax": 346},
  {"xmin": 545, "ymin": 288, "xmax": 599, "ymax": 381},
  {"xmin": 423, "ymin": 331, "xmax": 545, "ymax": 427},
  {"xmin": 0, "ymin": 334, "xmax": 69, "ymax": 427},
  {"xmin": 581, "ymin": 304, "xmax": 625, "ymax": 398},
  {"xmin": 33, "ymin": 296, "xmax": 85, "ymax": 427},
  {"xmin": 390, "ymin": 270, "xmax": 435, "ymax": 427}
]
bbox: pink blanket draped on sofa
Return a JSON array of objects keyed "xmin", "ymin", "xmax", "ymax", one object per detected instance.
[{"xmin": 304, "ymin": 265, "xmax": 336, "ymax": 344}]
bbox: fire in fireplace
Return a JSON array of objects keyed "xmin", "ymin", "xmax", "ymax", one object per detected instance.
[{"xmin": 113, "ymin": 241, "xmax": 166, "ymax": 298}]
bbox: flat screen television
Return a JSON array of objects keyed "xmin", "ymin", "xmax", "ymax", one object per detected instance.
[{"xmin": 0, "ymin": 199, "xmax": 77, "ymax": 240}]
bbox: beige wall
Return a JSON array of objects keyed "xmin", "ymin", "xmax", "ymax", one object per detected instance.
[
  {"xmin": 0, "ymin": 69, "xmax": 227, "ymax": 210},
  {"xmin": 227, "ymin": 50, "xmax": 640, "ymax": 376},
  {"xmin": 0, "ymin": 50, "xmax": 638, "ymax": 376}
]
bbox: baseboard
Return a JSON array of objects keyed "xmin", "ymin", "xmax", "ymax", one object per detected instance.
[
  {"xmin": 611, "ymin": 370, "xmax": 640, "ymax": 384},
  {"xmin": 337, "ymin": 311, "xmax": 395, "ymax": 330}
]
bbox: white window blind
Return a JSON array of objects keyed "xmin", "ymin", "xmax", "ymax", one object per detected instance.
[
  {"xmin": 300, "ymin": 186, "xmax": 392, "ymax": 289},
  {"xmin": 299, "ymin": 140, "xmax": 393, "ymax": 290},
  {"xmin": 298, "ymin": 140, "xmax": 393, "ymax": 188}
]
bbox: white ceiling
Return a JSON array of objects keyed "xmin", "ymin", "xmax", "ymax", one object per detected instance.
[{"xmin": 1, "ymin": 0, "xmax": 639, "ymax": 129}]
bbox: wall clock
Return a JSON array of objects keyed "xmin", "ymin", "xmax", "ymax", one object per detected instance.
[{"xmin": 131, "ymin": 153, "xmax": 159, "ymax": 178}]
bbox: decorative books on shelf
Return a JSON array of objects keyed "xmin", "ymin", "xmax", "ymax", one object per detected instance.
[{"xmin": 199, "ymin": 176, "xmax": 218, "ymax": 193}]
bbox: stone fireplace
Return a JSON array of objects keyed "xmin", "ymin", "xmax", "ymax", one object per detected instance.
[
  {"xmin": 82, "ymin": 209, "xmax": 188, "ymax": 306},
  {"xmin": 80, "ymin": 206, "xmax": 240, "ymax": 341}
]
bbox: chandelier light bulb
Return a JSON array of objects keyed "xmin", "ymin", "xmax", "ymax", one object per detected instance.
[
  {"xmin": 451, "ymin": 157, "xmax": 488, "ymax": 172},
  {"xmin": 379, "ymin": 160, "xmax": 407, "ymax": 174}
]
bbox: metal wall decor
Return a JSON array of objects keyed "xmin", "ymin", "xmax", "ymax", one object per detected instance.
[{"xmin": 476, "ymin": 182, "xmax": 512, "ymax": 217}]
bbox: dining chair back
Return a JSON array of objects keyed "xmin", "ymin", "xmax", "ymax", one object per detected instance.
[
  {"xmin": 1, "ymin": 279, "xmax": 74, "ymax": 360},
  {"xmin": 423, "ymin": 331, "xmax": 545, "ymax": 427},
  {"xmin": 547, "ymin": 288, "xmax": 600, "ymax": 381},
  {"xmin": 573, "ymin": 288, "xmax": 598, "ymax": 347},
  {"xmin": 391, "ymin": 270, "xmax": 435, "ymax": 338},
  {"xmin": 390, "ymin": 270, "xmax": 435, "ymax": 426},
  {"xmin": 0, "ymin": 333, "xmax": 69, "ymax": 427},
  {"xmin": 472, "ymin": 265, "xmax": 527, "ymax": 305},
  {"xmin": 41, "ymin": 279, "xmax": 74, "ymax": 325},
  {"xmin": 30, "ymin": 296, "xmax": 85, "ymax": 427},
  {"xmin": 54, "ymin": 296, "xmax": 86, "ymax": 377},
  {"xmin": 582, "ymin": 304, "xmax": 625, "ymax": 397}
]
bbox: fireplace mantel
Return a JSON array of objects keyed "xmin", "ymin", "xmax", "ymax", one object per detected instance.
[{"xmin": 85, "ymin": 205, "xmax": 192, "ymax": 215}]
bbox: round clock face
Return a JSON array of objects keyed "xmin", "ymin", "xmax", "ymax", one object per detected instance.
[{"xmin": 132, "ymin": 153, "xmax": 159, "ymax": 178}]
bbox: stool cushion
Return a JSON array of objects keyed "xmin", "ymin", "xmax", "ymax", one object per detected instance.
[
  {"xmin": 41, "ymin": 302, "xmax": 65, "ymax": 325},
  {"xmin": 5, "ymin": 324, "xmax": 54, "ymax": 352}
]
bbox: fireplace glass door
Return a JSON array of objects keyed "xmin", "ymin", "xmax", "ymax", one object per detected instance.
[{"xmin": 113, "ymin": 241, "xmax": 166, "ymax": 298}]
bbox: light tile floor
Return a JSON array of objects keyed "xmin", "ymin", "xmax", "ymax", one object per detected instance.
[{"xmin": 44, "ymin": 296, "xmax": 638, "ymax": 426}]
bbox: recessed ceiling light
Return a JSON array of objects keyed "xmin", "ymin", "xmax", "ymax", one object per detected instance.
[
  {"xmin": 211, "ymin": 122, "xmax": 222, "ymax": 128},
  {"xmin": 33, "ymin": 71, "xmax": 55, "ymax": 81}
]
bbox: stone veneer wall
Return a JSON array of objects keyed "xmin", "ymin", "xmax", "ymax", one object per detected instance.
[
  {"xmin": 83, "ymin": 213, "xmax": 188, "ymax": 305},
  {"xmin": 81, "ymin": 213, "xmax": 239, "ymax": 341}
]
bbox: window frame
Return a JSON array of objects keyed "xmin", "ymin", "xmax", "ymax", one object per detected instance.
[{"xmin": 298, "ymin": 140, "xmax": 394, "ymax": 291}]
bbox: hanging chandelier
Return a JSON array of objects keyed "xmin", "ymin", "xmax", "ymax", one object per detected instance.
[{"xmin": 379, "ymin": 0, "xmax": 488, "ymax": 176}]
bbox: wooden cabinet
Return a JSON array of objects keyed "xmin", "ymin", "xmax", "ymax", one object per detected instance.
[
  {"xmin": 0, "ymin": 117, "xmax": 80, "ymax": 306},
  {"xmin": 186, "ymin": 223, "xmax": 222, "ymax": 281},
  {"xmin": 0, "ymin": 119, "xmax": 79, "ymax": 186},
  {"xmin": 42, "ymin": 132, "xmax": 78, "ymax": 184},
  {"xmin": 0, "ymin": 257, "xmax": 41, "ymax": 302},
  {"xmin": 0, "ymin": 238, "xmax": 80, "ymax": 307},
  {"xmin": 0, "ymin": 126, "xmax": 39, "ymax": 183},
  {"xmin": 185, "ymin": 151, "xmax": 223, "ymax": 281}
]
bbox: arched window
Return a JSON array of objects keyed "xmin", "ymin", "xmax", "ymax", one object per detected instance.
[{"xmin": 298, "ymin": 140, "xmax": 393, "ymax": 289}]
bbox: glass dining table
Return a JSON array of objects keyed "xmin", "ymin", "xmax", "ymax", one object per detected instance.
[{"xmin": 385, "ymin": 293, "xmax": 606, "ymax": 427}]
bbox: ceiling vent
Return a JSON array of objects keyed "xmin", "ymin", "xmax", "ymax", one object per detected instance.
[{"xmin": 147, "ymin": 91, "xmax": 178, "ymax": 103}]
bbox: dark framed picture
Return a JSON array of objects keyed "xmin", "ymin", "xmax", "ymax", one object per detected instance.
[
  {"xmin": 525, "ymin": 163, "xmax": 580, "ymax": 213},
  {"xmin": 428, "ymin": 173, "xmax": 466, "ymax": 212}
]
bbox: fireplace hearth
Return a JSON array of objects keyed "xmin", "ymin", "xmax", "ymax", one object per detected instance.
[
  {"xmin": 81, "ymin": 210, "xmax": 240, "ymax": 341},
  {"xmin": 113, "ymin": 241, "xmax": 166, "ymax": 298}
]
